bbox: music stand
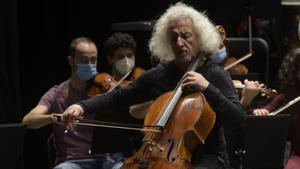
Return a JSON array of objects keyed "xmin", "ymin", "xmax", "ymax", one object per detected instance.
[
  {"xmin": 0, "ymin": 123, "xmax": 26, "ymax": 169},
  {"xmin": 214, "ymin": 0, "xmax": 281, "ymax": 56},
  {"xmin": 243, "ymin": 115, "xmax": 290, "ymax": 169},
  {"xmin": 226, "ymin": 37, "xmax": 270, "ymax": 84}
]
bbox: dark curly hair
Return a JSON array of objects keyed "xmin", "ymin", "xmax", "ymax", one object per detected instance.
[
  {"xmin": 278, "ymin": 48, "xmax": 300, "ymax": 91},
  {"xmin": 102, "ymin": 32, "xmax": 136, "ymax": 58}
]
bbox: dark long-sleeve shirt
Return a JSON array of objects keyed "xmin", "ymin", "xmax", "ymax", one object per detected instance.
[{"xmin": 79, "ymin": 60, "xmax": 245, "ymax": 164}]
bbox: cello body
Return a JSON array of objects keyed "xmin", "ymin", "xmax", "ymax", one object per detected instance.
[{"xmin": 121, "ymin": 91, "xmax": 216, "ymax": 169}]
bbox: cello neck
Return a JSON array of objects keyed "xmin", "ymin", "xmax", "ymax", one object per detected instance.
[{"xmin": 156, "ymin": 52, "xmax": 208, "ymax": 127}]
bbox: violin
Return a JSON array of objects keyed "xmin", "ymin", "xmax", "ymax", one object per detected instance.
[
  {"xmin": 232, "ymin": 80, "xmax": 278, "ymax": 100},
  {"xmin": 131, "ymin": 67, "xmax": 145, "ymax": 81},
  {"xmin": 86, "ymin": 67, "xmax": 146, "ymax": 97},
  {"xmin": 86, "ymin": 72, "xmax": 117, "ymax": 97},
  {"xmin": 223, "ymin": 56, "xmax": 249, "ymax": 74},
  {"xmin": 121, "ymin": 53, "xmax": 216, "ymax": 169}
]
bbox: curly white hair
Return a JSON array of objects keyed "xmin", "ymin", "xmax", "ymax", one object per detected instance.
[{"xmin": 149, "ymin": 2, "xmax": 221, "ymax": 62}]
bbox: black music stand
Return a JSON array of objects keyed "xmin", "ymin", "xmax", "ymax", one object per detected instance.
[
  {"xmin": 214, "ymin": 0, "xmax": 281, "ymax": 67},
  {"xmin": 243, "ymin": 115, "xmax": 290, "ymax": 169},
  {"xmin": 0, "ymin": 123, "xmax": 26, "ymax": 169},
  {"xmin": 226, "ymin": 37, "xmax": 270, "ymax": 85}
]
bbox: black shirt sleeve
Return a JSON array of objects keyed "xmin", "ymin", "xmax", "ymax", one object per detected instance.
[
  {"xmin": 202, "ymin": 62, "xmax": 246, "ymax": 131},
  {"xmin": 78, "ymin": 64, "xmax": 168, "ymax": 115}
]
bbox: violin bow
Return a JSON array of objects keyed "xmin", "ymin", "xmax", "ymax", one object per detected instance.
[
  {"xmin": 224, "ymin": 52, "xmax": 252, "ymax": 70},
  {"xmin": 268, "ymin": 95, "xmax": 300, "ymax": 116},
  {"xmin": 108, "ymin": 70, "xmax": 132, "ymax": 92},
  {"xmin": 52, "ymin": 113, "xmax": 161, "ymax": 132}
]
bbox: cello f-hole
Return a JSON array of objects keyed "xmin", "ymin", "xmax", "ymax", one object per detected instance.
[{"xmin": 167, "ymin": 138, "xmax": 175, "ymax": 162}]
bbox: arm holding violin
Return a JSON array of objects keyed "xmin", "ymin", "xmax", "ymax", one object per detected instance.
[
  {"xmin": 240, "ymin": 79, "xmax": 261, "ymax": 109},
  {"xmin": 252, "ymin": 93, "xmax": 286, "ymax": 116}
]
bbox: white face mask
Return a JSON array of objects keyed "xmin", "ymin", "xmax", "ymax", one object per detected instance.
[{"xmin": 115, "ymin": 57, "xmax": 135, "ymax": 75}]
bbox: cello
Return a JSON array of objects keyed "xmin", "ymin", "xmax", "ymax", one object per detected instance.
[{"xmin": 121, "ymin": 53, "xmax": 216, "ymax": 169}]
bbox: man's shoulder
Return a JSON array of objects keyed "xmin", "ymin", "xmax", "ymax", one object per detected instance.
[
  {"xmin": 43, "ymin": 80, "xmax": 71, "ymax": 99},
  {"xmin": 48, "ymin": 80, "xmax": 70, "ymax": 92},
  {"xmin": 141, "ymin": 61, "xmax": 172, "ymax": 80},
  {"xmin": 203, "ymin": 60, "xmax": 226, "ymax": 74}
]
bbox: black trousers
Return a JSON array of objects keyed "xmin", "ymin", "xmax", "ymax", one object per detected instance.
[{"xmin": 193, "ymin": 153, "xmax": 229, "ymax": 169}]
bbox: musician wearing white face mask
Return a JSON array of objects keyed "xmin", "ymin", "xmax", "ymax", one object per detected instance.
[
  {"xmin": 113, "ymin": 54, "xmax": 135, "ymax": 78},
  {"xmin": 104, "ymin": 32, "xmax": 137, "ymax": 81}
]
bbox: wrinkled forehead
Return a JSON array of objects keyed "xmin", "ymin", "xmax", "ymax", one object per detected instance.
[
  {"xmin": 168, "ymin": 16, "xmax": 193, "ymax": 29},
  {"xmin": 168, "ymin": 17, "xmax": 199, "ymax": 40}
]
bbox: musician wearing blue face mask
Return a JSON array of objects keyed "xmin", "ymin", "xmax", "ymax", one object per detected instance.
[
  {"xmin": 75, "ymin": 63, "xmax": 97, "ymax": 81},
  {"xmin": 22, "ymin": 37, "xmax": 125, "ymax": 169},
  {"xmin": 210, "ymin": 46, "xmax": 228, "ymax": 64}
]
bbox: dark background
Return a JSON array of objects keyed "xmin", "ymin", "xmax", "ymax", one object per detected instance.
[{"xmin": 0, "ymin": 0, "xmax": 298, "ymax": 168}]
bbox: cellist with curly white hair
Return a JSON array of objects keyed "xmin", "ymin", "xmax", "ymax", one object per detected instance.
[{"xmin": 62, "ymin": 2, "xmax": 245, "ymax": 169}]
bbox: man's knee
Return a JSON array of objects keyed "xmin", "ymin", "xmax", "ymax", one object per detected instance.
[{"xmin": 53, "ymin": 161, "xmax": 81, "ymax": 169}]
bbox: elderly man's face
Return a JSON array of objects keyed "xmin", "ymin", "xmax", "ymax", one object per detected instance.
[{"xmin": 169, "ymin": 17, "xmax": 200, "ymax": 65}]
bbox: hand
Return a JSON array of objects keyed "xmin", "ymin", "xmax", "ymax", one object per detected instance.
[
  {"xmin": 241, "ymin": 79, "xmax": 262, "ymax": 102},
  {"xmin": 181, "ymin": 71, "xmax": 209, "ymax": 91},
  {"xmin": 61, "ymin": 104, "xmax": 84, "ymax": 130},
  {"xmin": 252, "ymin": 108, "xmax": 269, "ymax": 116}
]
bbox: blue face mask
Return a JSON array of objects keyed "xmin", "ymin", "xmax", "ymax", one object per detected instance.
[
  {"xmin": 210, "ymin": 47, "xmax": 228, "ymax": 64},
  {"xmin": 76, "ymin": 63, "xmax": 97, "ymax": 81}
]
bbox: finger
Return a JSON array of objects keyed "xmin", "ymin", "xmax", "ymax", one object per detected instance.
[
  {"xmin": 69, "ymin": 113, "xmax": 77, "ymax": 129},
  {"xmin": 183, "ymin": 71, "xmax": 193, "ymax": 78},
  {"xmin": 185, "ymin": 71, "xmax": 199, "ymax": 77},
  {"xmin": 61, "ymin": 108, "xmax": 71, "ymax": 122},
  {"xmin": 181, "ymin": 81, "xmax": 197, "ymax": 88},
  {"xmin": 70, "ymin": 120, "xmax": 75, "ymax": 130},
  {"xmin": 182, "ymin": 76, "xmax": 195, "ymax": 85},
  {"xmin": 187, "ymin": 71, "xmax": 196, "ymax": 74},
  {"xmin": 263, "ymin": 110, "xmax": 269, "ymax": 115},
  {"xmin": 259, "ymin": 83, "xmax": 264, "ymax": 88},
  {"xmin": 253, "ymin": 110, "xmax": 258, "ymax": 116}
]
